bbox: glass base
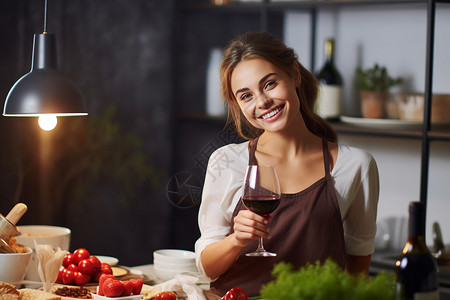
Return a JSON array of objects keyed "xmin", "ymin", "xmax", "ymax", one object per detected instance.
[{"xmin": 245, "ymin": 250, "xmax": 277, "ymax": 257}]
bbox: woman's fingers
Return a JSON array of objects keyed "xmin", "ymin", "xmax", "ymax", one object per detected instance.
[{"xmin": 233, "ymin": 210, "xmax": 271, "ymax": 243}]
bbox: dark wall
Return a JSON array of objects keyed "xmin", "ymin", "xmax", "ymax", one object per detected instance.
[
  {"xmin": 0, "ymin": 0, "xmax": 283, "ymax": 267},
  {"xmin": 0, "ymin": 0, "xmax": 199, "ymax": 267}
]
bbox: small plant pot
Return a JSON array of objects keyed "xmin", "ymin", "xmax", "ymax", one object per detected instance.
[{"xmin": 360, "ymin": 91, "xmax": 387, "ymax": 119}]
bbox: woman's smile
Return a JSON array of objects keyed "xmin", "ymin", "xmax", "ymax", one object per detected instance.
[{"xmin": 259, "ymin": 104, "xmax": 285, "ymax": 121}]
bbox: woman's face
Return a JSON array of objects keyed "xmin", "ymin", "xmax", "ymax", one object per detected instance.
[{"xmin": 231, "ymin": 58, "xmax": 301, "ymax": 133}]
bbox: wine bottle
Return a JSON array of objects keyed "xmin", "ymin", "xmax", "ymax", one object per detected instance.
[
  {"xmin": 315, "ymin": 38, "xmax": 343, "ymax": 120},
  {"xmin": 395, "ymin": 201, "xmax": 439, "ymax": 300}
]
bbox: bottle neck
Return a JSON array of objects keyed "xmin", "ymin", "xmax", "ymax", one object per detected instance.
[
  {"xmin": 409, "ymin": 202, "xmax": 425, "ymax": 238},
  {"xmin": 324, "ymin": 39, "xmax": 335, "ymax": 64}
]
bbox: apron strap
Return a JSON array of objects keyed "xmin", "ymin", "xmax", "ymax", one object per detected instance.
[
  {"xmin": 248, "ymin": 137, "xmax": 259, "ymax": 166},
  {"xmin": 322, "ymin": 138, "xmax": 331, "ymax": 176}
]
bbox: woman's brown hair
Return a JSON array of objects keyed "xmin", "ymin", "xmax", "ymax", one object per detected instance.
[{"xmin": 220, "ymin": 31, "xmax": 337, "ymax": 142}]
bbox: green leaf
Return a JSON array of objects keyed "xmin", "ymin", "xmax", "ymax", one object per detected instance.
[{"xmin": 260, "ymin": 259, "xmax": 396, "ymax": 300}]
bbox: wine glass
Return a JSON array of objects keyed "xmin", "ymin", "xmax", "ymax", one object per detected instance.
[{"xmin": 242, "ymin": 165, "xmax": 281, "ymax": 257}]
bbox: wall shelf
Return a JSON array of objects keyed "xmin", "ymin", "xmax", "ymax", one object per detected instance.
[{"xmin": 173, "ymin": 0, "xmax": 449, "ymax": 220}]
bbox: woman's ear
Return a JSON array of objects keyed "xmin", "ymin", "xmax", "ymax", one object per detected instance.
[{"xmin": 293, "ymin": 62, "xmax": 301, "ymax": 87}]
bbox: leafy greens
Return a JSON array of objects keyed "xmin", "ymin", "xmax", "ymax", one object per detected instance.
[{"xmin": 259, "ymin": 258, "xmax": 396, "ymax": 300}]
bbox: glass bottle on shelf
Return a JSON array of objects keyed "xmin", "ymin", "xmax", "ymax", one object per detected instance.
[
  {"xmin": 315, "ymin": 38, "xmax": 343, "ymax": 121},
  {"xmin": 206, "ymin": 48, "xmax": 226, "ymax": 117}
]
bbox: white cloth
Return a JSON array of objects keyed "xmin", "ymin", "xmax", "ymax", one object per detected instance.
[
  {"xmin": 194, "ymin": 141, "xmax": 379, "ymax": 278},
  {"xmin": 144, "ymin": 274, "xmax": 210, "ymax": 300}
]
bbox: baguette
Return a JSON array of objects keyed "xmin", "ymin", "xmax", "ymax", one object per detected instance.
[{"xmin": 18, "ymin": 288, "xmax": 61, "ymax": 300}]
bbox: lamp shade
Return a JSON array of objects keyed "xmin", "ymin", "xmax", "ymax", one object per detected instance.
[{"xmin": 3, "ymin": 33, "xmax": 87, "ymax": 116}]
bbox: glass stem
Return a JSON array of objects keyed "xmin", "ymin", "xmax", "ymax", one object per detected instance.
[{"xmin": 256, "ymin": 237, "xmax": 265, "ymax": 252}]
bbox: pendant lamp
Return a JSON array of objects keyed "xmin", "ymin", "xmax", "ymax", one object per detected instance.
[{"xmin": 3, "ymin": 0, "xmax": 87, "ymax": 118}]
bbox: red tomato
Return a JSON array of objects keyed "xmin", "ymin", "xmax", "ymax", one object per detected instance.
[
  {"xmin": 155, "ymin": 291, "xmax": 177, "ymax": 300},
  {"xmin": 56, "ymin": 270, "xmax": 63, "ymax": 283},
  {"xmin": 63, "ymin": 253, "xmax": 76, "ymax": 268},
  {"xmin": 130, "ymin": 278, "xmax": 143, "ymax": 295},
  {"xmin": 62, "ymin": 269, "xmax": 75, "ymax": 285},
  {"xmin": 121, "ymin": 280, "xmax": 134, "ymax": 296},
  {"xmin": 78, "ymin": 259, "xmax": 94, "ymax": 275},
  {"xmin": 92, "ymin": 270, "xmax": 103, "ymax": 283},
  {"xmin": 74, "ymin": 271, "xmax": 91, "ymax": 286},
  {"xmin": 101, "ymin": 262, "xmax": 113, "ymax": 274},
  {"xmin": 67, "ymin": 263, "xmax": 79, "ymax": 272},
  {"xmin": 103, "ymin": 278, "xmax": 124, "ymax": 297},
  {"xmin": 89, "ymin": 256, "xmax": 102, "ymax": 273},
  {"xmin": 98, "ymin": 274, "xmax": 115, "ymax": 296},
  {"xmin": 221, "ymin": 288, "xmax": 247, "ymax": 300},
  {"xmin": 74, "ymin": 248, "xmax": 90, "ymax": 265}
]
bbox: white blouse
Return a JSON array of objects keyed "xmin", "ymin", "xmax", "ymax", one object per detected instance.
[{"xmin": 194, "ymin": 141, "xmax": 379, "ymax": 277}]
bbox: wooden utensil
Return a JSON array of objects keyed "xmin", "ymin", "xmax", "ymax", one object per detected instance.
[
  {"xmin": 5, "ymin": 203, "xmax": 28, "ymax": 227},
  {"xmin": 0, "ymin": 203, "xmax": 28, "ymax": 253}
]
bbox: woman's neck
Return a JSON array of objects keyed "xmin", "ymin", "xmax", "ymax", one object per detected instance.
[{"xmin": 257, "ymin": 120, "xmax": 321, "ymax": 161}]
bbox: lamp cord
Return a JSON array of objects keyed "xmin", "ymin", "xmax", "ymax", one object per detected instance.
[{"xmin": 43, "ymin": 0, "xmax": 48, "ymax": 33}]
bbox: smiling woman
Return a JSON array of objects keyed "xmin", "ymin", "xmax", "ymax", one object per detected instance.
[{"xmin": 195, "ymin": 32, "xmax": 380, "ymax": 297}]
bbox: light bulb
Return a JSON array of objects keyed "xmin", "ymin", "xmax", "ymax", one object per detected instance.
[{"xmin": 38, "ymin": 115, "xmax": 57, "ymax": 131}]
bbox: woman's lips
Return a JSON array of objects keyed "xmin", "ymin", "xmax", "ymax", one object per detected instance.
[{"xmin": 260, "ymin": 105, "xmax": 284, "ymax": 121}]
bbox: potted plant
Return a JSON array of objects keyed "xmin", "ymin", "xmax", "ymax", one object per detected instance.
[{"xmin": 355, "ymin": 63, "xmax": 403, "ymax": 118}]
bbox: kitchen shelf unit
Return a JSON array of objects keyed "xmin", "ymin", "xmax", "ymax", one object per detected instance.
[{"xmin": 173, "ymin": 0, "xmax": 450, "ymax": 219}]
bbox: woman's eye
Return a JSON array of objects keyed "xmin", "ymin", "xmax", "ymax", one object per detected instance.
[
  {"xmin": 264, "ymin": 80, "xmax": 277, "ymax": 90},
  {"xmin": 240, "ymin": 93, "xmax": 252, "ymax": 101}
]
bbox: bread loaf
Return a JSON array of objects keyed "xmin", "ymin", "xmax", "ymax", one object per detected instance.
[
  {"xmin": 0, "ymin": 281, "xmax": 20, "ymax": 300},
  {"xmin": 18, "ymin": 288, "xmax": 61, "ymax": 300}
]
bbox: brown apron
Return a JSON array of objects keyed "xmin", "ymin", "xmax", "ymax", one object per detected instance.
[{"xmin": 211, "ymin": 138, "xmax": 346, "ymax": 296}]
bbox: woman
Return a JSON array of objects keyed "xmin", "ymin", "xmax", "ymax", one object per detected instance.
[{"xmin": 195, "ymin": 32, "xmax": 379, "ymax": 296}]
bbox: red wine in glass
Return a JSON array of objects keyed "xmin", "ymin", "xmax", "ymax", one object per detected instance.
[
  {"xmin": 242, "ymin": 195, "xmax": 280, "ymax": 217},
  {"xmin": 242, "ymin": 165, "xmax": 281, "ymax": 257}
]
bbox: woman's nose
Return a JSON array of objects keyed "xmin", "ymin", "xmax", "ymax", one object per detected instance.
[{"xmin": 256, "ymin": 92, "xmax": 273, "ymax": 109}]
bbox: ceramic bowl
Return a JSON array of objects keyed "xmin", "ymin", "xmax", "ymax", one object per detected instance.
[
  {"xmin": 154, "ymin": 265, "xmax": 198, "ymax": 282},
  {"xmin": 15, "ymin": 225, "xmax": 71, "ymax": 282},
  {"xmin": 0, "ymin": 247, "xmax": 32, "ymax": 286},
  {"xmin": 153, "ymin": 260, "xmax": 198, "ymax": 272},
  {"xmin": 153, "ymin": 249, "xmax": 195, "ymax": 264}
]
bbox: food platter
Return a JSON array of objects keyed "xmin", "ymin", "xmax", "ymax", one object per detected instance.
[{"xmin": 96, "ymin": 256, "xmax": 119, "ymax": 266}]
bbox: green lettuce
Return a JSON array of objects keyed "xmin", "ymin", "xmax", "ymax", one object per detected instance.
[{"xmin": 259, "ymin": 259, "xmax": 396, "ymax": 300}]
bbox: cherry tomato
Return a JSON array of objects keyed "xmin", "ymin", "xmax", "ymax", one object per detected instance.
[
  {"xmin": 92, "ymin": 270, "xmax": 103, "ymax": 283},
  {"xmin": 90, "ymin": 256, "xmax": 102, "ymax": 273},
  {"xmin": 155, "ymin": 291, "xmax": 177, "ymax": 300},
  {"xmin": 67, "ymin": 263, "xmax": 79, "ymax": 272},
  {"xmin": 56, "ymin": 270, "xmax": 63, "ymax": 283},
  {"xmin": 62, "ymin": 268, "xmax": 75, "ymax": 285},
  {"xmin": 74, "ymin": 248, "xmax": 90, "ymax": 265},
  {"xmin": 63, "ymin": 253, "xmax": 76, "ymax": 268},
  {"xmin": 78, "ymin": 259, "xmax": 94, "ymax": 275},
  {"xmin": 101, "ymin": 262, "xmax": 113, "ymax": 275},
  {"xmin": 221, "ymin": 288, "xmax": 247, "ymax": 300},
  {"xmin": 74, "ymin": 271, "xmax": 91, "ymax": 286}
]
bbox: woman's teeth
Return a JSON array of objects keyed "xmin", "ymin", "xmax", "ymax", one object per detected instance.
[{"xmin": 262, "ymin": 107, "xmax": 281, "ymax": 119}]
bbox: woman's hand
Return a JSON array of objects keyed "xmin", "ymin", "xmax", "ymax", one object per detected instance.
[
  {"xmin": 200, "ymin": 210, "xmax": 273, "ymax": 279},
  {"xmin": 232, "ymin": 209, "xmax": 272, "ymax": 247}
]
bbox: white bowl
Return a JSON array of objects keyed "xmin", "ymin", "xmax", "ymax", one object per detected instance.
[
  {"xmin": 154, "ymin": 265, "xmax": 198, "ymax": 282},
  {"xmin": 154, "ymin": 261, "xmax": 198, "ymax": 274},
  {"xmin": 15, "ymin": 225, "xmax": 71, "ymax": 282},
  {"xmin": 0, "ymin": 247, "xmax": 32, "ymax": 286},
  {"xmin": 153, "ymin": 249, "xmax": 195, "ymax": 264}
]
